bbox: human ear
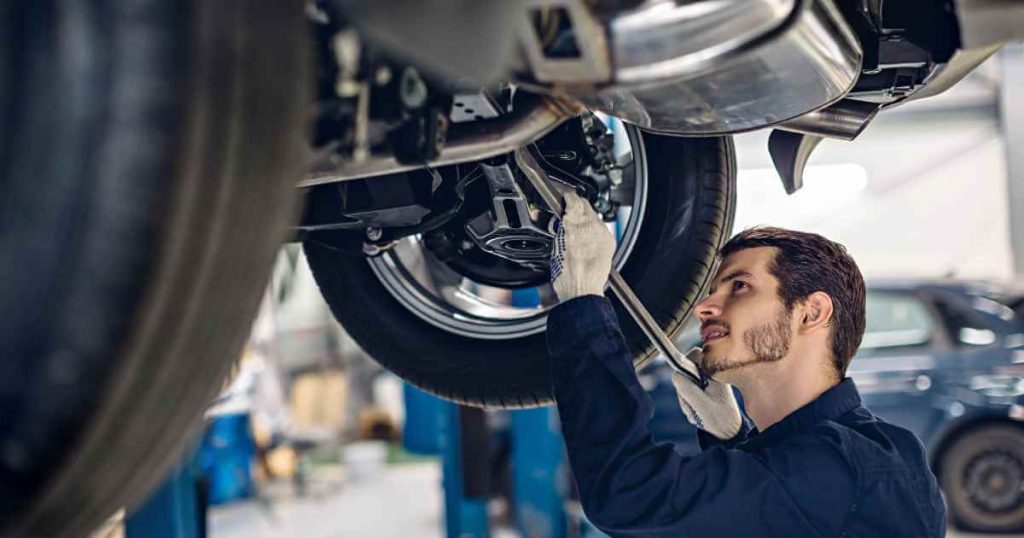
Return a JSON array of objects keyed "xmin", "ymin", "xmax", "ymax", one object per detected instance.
[{"xmin": 800, "ymin": 291, "xmax": 834, "ymax": 333}]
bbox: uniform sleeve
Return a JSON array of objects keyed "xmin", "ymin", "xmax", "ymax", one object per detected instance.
[{"xmin": 547, "ymin": 296, "xmax": 852, "ymax": 538}]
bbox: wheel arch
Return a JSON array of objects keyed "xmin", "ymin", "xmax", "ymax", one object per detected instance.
[{"xmin": 929, "ymin": 411, "xmax": 1024, "ymax": 477}]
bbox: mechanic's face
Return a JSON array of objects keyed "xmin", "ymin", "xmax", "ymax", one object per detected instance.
[{"xmin": 693, "ymin": 247, "xmax": 794, "ymax": 380}]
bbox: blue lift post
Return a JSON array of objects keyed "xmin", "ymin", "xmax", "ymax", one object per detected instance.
[
  {"xmin": 125, "ymin": 450, "xmax": 204, "ymax": 538},
  {"xmin": 509, "ymin": 287, "xmax": 568, "ymax": 538},
  {"xmin": 126, "ymin": 411, "xmax": 259, "ymax": 538},
  {"xmin": 404, "ymin": 383, "xmax": 490, "ymax": 538},
  {"xmin": 400, "ymin": 287, "xmax": 570, "ymax": 538},
  {"xmin": 440, "ymin": 402, "xmax": 491, "ymax": 538},
  {"xmin": 510, "ymin": 407, "xmax": 568, "ymax": 538}
]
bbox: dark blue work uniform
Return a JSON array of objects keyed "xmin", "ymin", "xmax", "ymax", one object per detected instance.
[{"xmin": 548, "ymin": 296, "xmax": 947, "ymax": 537}]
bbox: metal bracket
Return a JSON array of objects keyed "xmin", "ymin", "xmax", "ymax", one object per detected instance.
[
  {"xmin": 465, "ymin": 161, "xmax": 555, "ymax": 265},
  {"xmin": 516, "ymin": 0, "xmax": 612, "ymax": 83}
]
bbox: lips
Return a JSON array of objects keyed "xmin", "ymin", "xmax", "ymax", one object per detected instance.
[{"xmin": 701, "ymin": 325, "xmax": 729, "ymax": 344}]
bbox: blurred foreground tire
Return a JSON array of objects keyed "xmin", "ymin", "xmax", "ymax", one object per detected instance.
[
  {"xmin": 0, "ymin": 1, "xmax": 310, "ymax": 536},
  {"xmin": 941, "ymin": 424, "xmax": 1024, "ymax": 533}
]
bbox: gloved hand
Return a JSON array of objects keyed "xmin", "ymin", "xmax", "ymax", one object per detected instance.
[
  {"xmin": 550, "ymin": 192, "xmax": 616, "ymax": 302},
  {"xmin": 671, "ymin": 349, "xmax": 743, "ymax": 440}
]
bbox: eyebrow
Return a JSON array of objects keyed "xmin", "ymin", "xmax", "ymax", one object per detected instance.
[{"xmin": 708, "ymin": 270, "xmax": 754, "ymax": 295}]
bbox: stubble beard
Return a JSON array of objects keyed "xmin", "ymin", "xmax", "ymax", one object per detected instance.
[{"xmin": 699, "ymin": 306, "xmax": 793, "ymax": 379}]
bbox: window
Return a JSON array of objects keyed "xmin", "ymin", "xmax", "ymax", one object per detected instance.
[
  {"xmin": 860, "ymin": 292, "xmax": 935, "ymax": 351},
  {"xmin": 931, "ymin": 296, "xmax": 999, "ymax": 347}
]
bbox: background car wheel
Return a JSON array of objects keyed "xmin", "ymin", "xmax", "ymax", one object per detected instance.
[
  {"xmin": 941, "ymin": 424, "xmax": 1024, "ymax": 533},
  {"xmin": 305, "ymin": 132, "xmax": 736, "ymax": 408},
  {"xmin": 0, "ymin": 1, "xmax": 309, "ymax": 536}
]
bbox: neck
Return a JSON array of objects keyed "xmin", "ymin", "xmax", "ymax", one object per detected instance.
[{"xmin": 730, "ymin": 358, "xmax": 838, "ymax": 432}]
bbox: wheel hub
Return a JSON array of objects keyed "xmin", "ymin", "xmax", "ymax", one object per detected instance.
[
  {"xmin": 498, "ymin": 237, "xmax": 550, "ymax": 256},
  {"xmin": 966, "ymin": 450, "xmax": 1024, "ymax": 513},
  {"xmin": 459, "ymin": 115, "xmax": 622, "ymax": 276},
  {"xmin": 365, "ymin": 120, "xmax": 646, "ymax": 340}
]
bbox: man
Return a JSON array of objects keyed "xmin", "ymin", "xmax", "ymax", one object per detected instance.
[{"xmin": 547, "ymin": 193, "xmax": 946, "ymax": 537}]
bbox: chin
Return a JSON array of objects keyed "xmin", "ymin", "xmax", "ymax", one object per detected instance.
[
  {"xmin": 701, "ymin": 343, "xmax": 726, "ymax": 363},
  {"xmin": 712, "ymin": 369, "xmax": 742, "ymax": 385},
  {"xmin": 702, "ymin": 353, "xmax": 752, "ymax": 385}
]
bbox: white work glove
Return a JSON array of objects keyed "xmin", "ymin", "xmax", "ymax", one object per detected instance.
[
  {"xmin": 550, "ymin": 192, "xmax": 616, "ymax": 302},
  {"xmin": 671, "ymin": 349, "xmax": 743, "ymax": 440}
]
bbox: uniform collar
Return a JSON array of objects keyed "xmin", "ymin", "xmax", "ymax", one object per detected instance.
[{"xmin": 741, "ymin": 377, "xmax": 862, "ymax": 450}]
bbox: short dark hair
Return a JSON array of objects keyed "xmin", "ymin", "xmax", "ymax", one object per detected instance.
[{"xmin": 719, "ymin": 227, "xmax": 866, "ymax": 377}]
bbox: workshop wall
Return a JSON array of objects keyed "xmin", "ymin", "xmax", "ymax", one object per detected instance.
[{"xmin": 731, "ymin": 64, "xmax": 1011, "ymax": 281}]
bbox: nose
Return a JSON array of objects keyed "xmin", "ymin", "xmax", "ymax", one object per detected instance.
[{"xmin": 694, "ymin": 293, "xmax": 721, "ymax": 322}]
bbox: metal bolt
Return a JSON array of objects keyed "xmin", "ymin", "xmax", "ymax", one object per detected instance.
[
  {"xmin": 374, "ymin": 66, "xmax": 393, "ymax": 86},
  {"xmin": 399, "ymin": 67, "xmax": 428, "ymax": 109},
  {"xmin": 363, "ymin": 243, "xmax": 382, "ymax": 256},
  {"xmin": 366, "ymin": 227, "xmax": 383, "ymax": 241}
]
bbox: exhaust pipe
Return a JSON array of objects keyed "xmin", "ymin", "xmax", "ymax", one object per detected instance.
[
  {"xmin": 776, "ymin": 99, "xmax": 881, "ymax": 141},
  {"xmin": 300, "ymin": 95, "xmax": 580, "ymax": 188},
  {"xmin": 767, "ymin": 99, "xmax": 881, "ymax": 197}
]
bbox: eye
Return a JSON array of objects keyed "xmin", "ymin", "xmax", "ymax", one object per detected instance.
[{"xmin": 732, "ymin": 281, "xmax": 749, "ymax": 293}]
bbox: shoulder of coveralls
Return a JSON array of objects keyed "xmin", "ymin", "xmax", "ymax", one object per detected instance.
[
  {"xmin": 834, "ymin": 407, "xmax": 933, "ymax": 474},
  {"xmin": 830, "ymin": 409, "xmax": 947, "ymax": 535},
  {"xmin": 752, "ymin": 423, "xmax": 859, "ymax": 538}
]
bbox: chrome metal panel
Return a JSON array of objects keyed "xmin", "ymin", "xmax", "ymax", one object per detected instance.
[
  {"xmin": 610, "ymin": 0, "xmax": 795, "ymax": 84},
  {"xmin": 562, "ymin": 0, "xmax": 863, "ymax": 134}
]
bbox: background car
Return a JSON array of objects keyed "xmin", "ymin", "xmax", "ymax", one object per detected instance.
[{"xmin": 646, "ymin": 278, "xmax": 1024, "ymax": 533}]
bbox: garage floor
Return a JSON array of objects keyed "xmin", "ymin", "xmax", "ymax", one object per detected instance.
[
  {"xmin": 211, "ymin": 463, "xmax": 438, "ymax": 537},
  {"xmin": 210, "ymin": 462, "xmax": 515, "ymax": 538},
  {"xmin": 208, "ymin": 462, "xmax": 1001, "ymax": 538}
]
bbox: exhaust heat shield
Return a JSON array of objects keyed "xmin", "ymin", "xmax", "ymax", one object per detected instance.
[{"xmin": 519, "ymin": 0, "xmax": 863, "ymax": 135}]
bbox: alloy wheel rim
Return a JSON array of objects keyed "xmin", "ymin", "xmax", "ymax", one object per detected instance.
[{"xmin": 965, "ymin": 449, "xmax": 1024, "ymax": 514}]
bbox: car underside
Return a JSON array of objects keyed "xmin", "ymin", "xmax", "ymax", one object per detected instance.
[
  {"xmin": 293, "ymin": 0, "xmax": 1020, "ymax": 407},
  {"xmin": 2, "ymin": 0, "xmax": 1024, "ymax": 536}
]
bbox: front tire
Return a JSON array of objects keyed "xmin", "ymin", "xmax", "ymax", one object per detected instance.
[
  {"xmin": 0, "ymin": 1, "xmax": 310, "ymax": 536},
  {"xmin": 306, "ymin": 133, "xmax": 735, "ymax": 408}
]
